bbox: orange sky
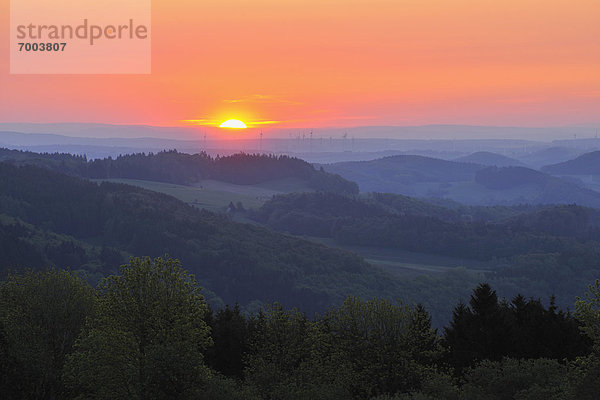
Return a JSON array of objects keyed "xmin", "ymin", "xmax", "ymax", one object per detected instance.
[{"xmin": 1, "ymin": 0, "xmax": 599, "ymax": 134}]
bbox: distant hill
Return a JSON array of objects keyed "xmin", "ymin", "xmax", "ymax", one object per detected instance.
[
  {"xmin": 253, "ymin": 192, "xmax": 600, "ymax": 249},
  {"xmin": 503, "ymin": 204, "xmax": 600, "ymax": 239},
  {"xmin": 251, "ymin": 191, "xmax": 541, "ymax": 235},
  {"xmin": 475, "ymin": 166, "xmax": 549, "ymax": 189},
  {"xmin": 454, "ymin": 151, "xmax": 525, "ymax": 167},
  {"xmin": 474, "ymin": 166, "xmax": 600, "ymax": 207},
  {"xmin": 516, "ymin": 146, "xmax": 582, "ymax": 169},
  {"xmin": 322, "ymin": 155, "xmax": 483, "ymax": 194},
  {"xmin": 542, "ymin": 151, "xmax": 600, "ymax": 175},
  {"xmin": 323, "ymin": 155, "xmax": 600, "ymax": 208},
  {"xmin": 0, "ymin": 148, "xmax": 358, "ymax": 195}
]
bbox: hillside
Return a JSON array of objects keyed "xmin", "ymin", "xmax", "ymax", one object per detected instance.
[
  {"xmin": 0, "ymin": 163, "xmax": 390, "ymax": 314},
  {"xmin": 454, "ymin": 151, "xmax": 525, "ymax": 167},
  {"xmin": 324, "ymin": 155, "xmax": 600, "ymax": 208},
  {"xmin": 251, "ymin": 191, "xmax": 600, "ymax": 313},
  {"xmin": 516, "ymin": 146, "xmax": 582, "ymax": 169},
  {"xmin": 252, "ymin": 192, "xmax": 600, "ymax": 258},
  {"xmin": 321, "ymin": 155, "xmax": 482, "ymax": 194},
  {"xmin": 474, "ymin": 166, "xmax": 600, "ymax": 207},
  {"xmin": 0, "ymin": 148, "xmax": 358, "ymax": 196},
  {"xmin": 251, "ymin": 191, "xmax": 529, "ymax": 229},
  {"xmin": 542, "ymin": 150, "xmax": 600, "ymax": 175}
]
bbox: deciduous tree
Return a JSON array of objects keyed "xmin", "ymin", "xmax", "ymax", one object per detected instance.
[
  {"xmin": 64, "ymin": 256, "xmax": 211, "ymax": 400},
  {"xmin": 0, "ymin": 269, "xmax": 95, "ymax": 400}
]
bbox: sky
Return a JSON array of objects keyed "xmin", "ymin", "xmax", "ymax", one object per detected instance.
[{"xmin": 1, "ymin": 0, "xmax": 599, "ymax": 137}]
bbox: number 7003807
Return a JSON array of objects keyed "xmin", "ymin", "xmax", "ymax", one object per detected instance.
[{"xmin": 18, "ymin": 42, "xmax": 66, "ymax": 51}]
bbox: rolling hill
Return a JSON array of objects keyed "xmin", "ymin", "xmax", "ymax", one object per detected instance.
[
  {"xmin": 321, "ymin": 155, "xmax": 482, "ymax": 194},
  {"xmin": 250, "ymin": 191, "xmax": 600, "ymax": 319},
  {"xmin": 516, "ymin": 146, "xmax": 583, "ymax": 169},
  {"xmin": 0, "ymin": 163, "xmax": 393, "ymax": 314},
  {"xmin": 454, "ymin": 151, "xmax": 525, "ymax": 167},
  {"xmin": 323, "ymin": 155, "xmax": 600, "ymax": 208},
  {"xmin": 542, "ymin": 151, "xmax": 600, "ymax": 175},
  {"xmin": 0, "ymin": 148, "xmax": 359, "ymax": 196}
]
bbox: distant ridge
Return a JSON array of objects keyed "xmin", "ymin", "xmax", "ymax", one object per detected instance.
[
  {"xmin": 516, "ymin": 146, "xmax": 583, "ymax": 169},
  {"xmin": 323, "ymin": 154, "xmax": 483, "ymax": 188},
  {"xmin": 324, "ymin": 154, "xmax": 600, "ymax": 208},
  {"xmin": 542, "ymin": 151, "xmax": 600, "ymax": 175},
  {"xmin": 454, "ymin": 151, "xmax": 525, "ymax": 167},
  {"xmin": 0, "ymin": 147, "xmax": 359, "ymax": 195}
]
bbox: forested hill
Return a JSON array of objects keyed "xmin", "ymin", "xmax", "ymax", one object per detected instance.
[
  {"xmin": 251, "ymin": 191, "xmax": 600, "ymax": 311},
  {"xmin": 0, "ymin": 163, "xmax": 385, "ymax": 313},
  {"xmin": 253, "ymin": 192, "xmax": 600, "ymax": 255},
  {"xmin": 0, "ymin": 148, "xmax": 358, "ymax": 195}
]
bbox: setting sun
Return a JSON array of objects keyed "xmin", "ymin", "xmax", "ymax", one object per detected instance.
[{"xmin": 219, "ymin": 119, "xmax": 247, "ymax": 129}]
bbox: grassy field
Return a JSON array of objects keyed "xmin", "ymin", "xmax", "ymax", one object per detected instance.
[
  {"xmin": 197, "ymin": 178, "xmax": 313, "ymax": 199},
  {"xmin": 94, "ymin": 178, "xmax": 313, "ymax": 212}
]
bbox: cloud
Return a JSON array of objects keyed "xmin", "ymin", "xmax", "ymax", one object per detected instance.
[
  {"xmin": 222, "ymin": 94, "xmax": 302, "ymax": 105},
  {"xmin": 180, "ymin": 118, "xmax": 219, "ymax": 125},
  {"xmin": 180, "ymin": 118, "xmax": 287, "ymax": 127},
  {"xmin": 496, "ymin": 97, "xmax": 545, "ymax": 104}
]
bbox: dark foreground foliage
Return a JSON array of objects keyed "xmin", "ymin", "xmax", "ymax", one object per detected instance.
[{"xmin": 1, "ymin": 258, "xmax": 599, "ymax": 400}]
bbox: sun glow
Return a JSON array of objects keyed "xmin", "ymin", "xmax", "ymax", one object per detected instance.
[{"xmin": 219, "ymin": 119, "xmax": 247, "ymax": 129}]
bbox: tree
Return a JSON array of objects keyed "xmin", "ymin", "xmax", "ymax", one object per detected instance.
[
  {"xmin": 205, "ymin": 304, "xmax": 250, "ymax": 379},
  {"xmin": 64, "ymin": 256, "xmax": 212, "ymax": 400},
  {"xmin": 0, "ymin": 269, "xmax": 96, "ymax": 400},
  {"xmin": 444, "ymin": 284, "xmax": 590, "ymax": 374},
  {"xmin": 246, "ymin": 298, "xmax": 443, "ymax": 399},
  {"xmin": 576, "ymin": 279, "xmax": 600, "ymax": 351},
  {"xmin": 245, "ymin": 304, "xmax": 312, "ymax": 398},
  {"xmin": 443, "ymin": 284, "xmax": 510, "ymax": 373},
  {"xmin": 571, "ymin": 280, "xmax": 600, "ymax": 399},
  {"xmin": 322, "ymin": 297, "xmax": 440, "ymax": 399},
  {"xmin": 244, "ymin": 303, "xmax": 354, "ymax": 400},
  {"xmin": 460, "ymin": 358, "xmax": 571, "ymax": 400}
]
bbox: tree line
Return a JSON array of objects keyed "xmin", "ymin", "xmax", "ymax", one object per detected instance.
[{"xmin": 0, "ymin": 148, "xmax": 358, "ymax": 194}]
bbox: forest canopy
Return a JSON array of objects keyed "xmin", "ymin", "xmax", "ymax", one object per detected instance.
[{"xmin": 1, "ymin": 260, "xmax": 599, "ymax": 400}]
